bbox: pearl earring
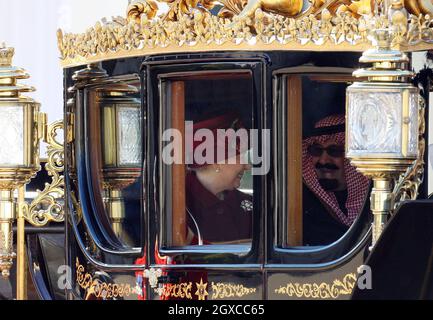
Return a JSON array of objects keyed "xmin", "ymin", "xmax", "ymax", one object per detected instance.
[{"xmin": 215, "ymin": 167, "xmax": 221, "ymax": 173}]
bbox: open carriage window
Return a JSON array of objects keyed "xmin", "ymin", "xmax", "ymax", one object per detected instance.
[
  {"xmin": 277, "ymin": 73, "xmax": 371, "ymax": 248},
  {"xmin": 160, "ymin": 71, "xmax": 255, "ymax": 249}
]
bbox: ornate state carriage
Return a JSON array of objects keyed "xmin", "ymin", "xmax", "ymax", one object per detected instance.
[{"xmin": 1, "ymin": 0, "xmax": 433, "ymax": 300}]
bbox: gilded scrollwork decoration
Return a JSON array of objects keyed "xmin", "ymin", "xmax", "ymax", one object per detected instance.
[
  {"xmin": 152, "ymin": 279, "xmax": 257, "ymax": 300},
  {"xmin": 211, "ymin": 283, "xmax": 257, "ymax": 299},
  {"xmin": 25, "ymin": 120, "xmax": 65, "ymax": 227},
  {"xmin": 127, "ymin": 0, "xmax": 159, "ymax": 22},
  {"xmin": 218, "ymin": 0, "xmax": 248, "ymax": 18},
  {"xmin": 274, "ymin": 273, "xmax": 358, "ymax": 299},
  {"xmin": 156, "ymin": 282, "xmax": 194, "ymax": 299},
  {"xmin": 393, "ymin": 95, "xmax": 426, "ymax": 210},
  {"xmin": 58, "ymin": 0, "xmax": 433, "ymax": 67},
  {"xmin": 76, "ymin": 258, "xmax": 136, "ymax": 299}
]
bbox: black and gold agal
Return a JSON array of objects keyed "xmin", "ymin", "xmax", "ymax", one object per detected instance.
[{"xmin": 57, "ymin": 0, "xmax": 433, "ymax": 68}]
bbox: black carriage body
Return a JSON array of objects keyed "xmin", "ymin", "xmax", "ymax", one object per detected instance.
[{"xmin": 56, "ymin": 50, "xmax": 433, "ymax": 301}]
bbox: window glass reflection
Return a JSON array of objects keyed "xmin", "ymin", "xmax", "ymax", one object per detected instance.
[
  {"xmin": 282, "ymin": 75, "xmax": 371, "ymax": 248},
  {"xmin": 163, "ymin": 73, "xmax": 255, "ymax": 247}
]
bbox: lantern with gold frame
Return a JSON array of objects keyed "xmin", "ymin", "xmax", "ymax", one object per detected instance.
[
  {"xmin": 96, "ymin": 81, "xmax": 142, "ymax": 245},
  {"xmin": 70, "ymin": 64, "xmax": 142, "ymax": 246},
  {"xmin": 0, "ymin": 45, "xmax": 44, "ymax": 278},
  {"xmin": 346, "ymin": 29, "xmax": 422, "ymax": 246},
  {"xmin": 0, "ymin": 44, "xmax": 64, "ymax": 300}
]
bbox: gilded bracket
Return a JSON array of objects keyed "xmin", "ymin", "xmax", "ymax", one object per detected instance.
[
  {"xmin": 393, "ymin": 95, "xmax": 426, "ymax": 210},
  {"xmin": 24, "ymin": 120, "xmax": 65, "ymax": 227}
]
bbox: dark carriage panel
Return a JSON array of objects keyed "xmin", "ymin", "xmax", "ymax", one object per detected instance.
[
  {"xmin": 64, "ymin": 58, "xmax": 147, "ymax": 271},
  {"xmin": 352, "ymin": 201, "xmax": 433, "ymax": 300},
  {"xmin": 60, "ymin": 51, "xmax": 433, "ymax": 301}
]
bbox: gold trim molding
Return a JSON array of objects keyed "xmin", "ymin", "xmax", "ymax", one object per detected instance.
[
  {"xmin": 77, "ymin": 259, "xmax": 258, "ymax": 300},
  {"xmin": 211, "ymin": 282, "xmax": 257, "ymax": 299},
  {"xmin": 274, "ymin": 273, "xmax": 357, "ymax": 299},
  {"xmin": 154, "ymin": 279, "xmax": 258, "ymax": 300},
  {"xmin": 58, "ymin": 0, "xmax": 433, "ymax": 68},
  {"xmin": 76, "ymin": 258, "xmax": 138, "ymax": 299},
  {"xmin": 157, "ymin": 282, "xmax": 194, "ymax": 300}
]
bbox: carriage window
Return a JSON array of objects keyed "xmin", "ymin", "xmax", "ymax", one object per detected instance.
[
  {"xmin": 161, "ymin": 72, "xmax": 255, "ymax": 248},
  {"xmin": 279, "ymin": 74, "xmax": 371, "ymax": 248}
]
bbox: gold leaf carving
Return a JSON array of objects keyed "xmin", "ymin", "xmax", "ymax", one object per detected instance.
[
  {"xmin": 25, "ymin": 121, "xmax": 64, "ymax": 227},
  {"xmin": 405, "ymin": 0, "xmax": 433, "ymax": 16},
  {"xmin": 218, "ymin": 0, "xmax": 248, "ymax": 18},
  {"xmin": 274, "ymin": 273, "xmax": 357, "ymax": 299},
  {"xmin": 157, "ymin": 282, "xmax": 194, "ymax": 299},
  {"xmin": 76, "ymin": 258, "xmax": 135, "ymax": 299},
  {"xmin": 234, "ymin": 0, "xmax": 303, "ymax": 20},
  {"xmin": 393, "ymin": 95, "xmax": 426, "ymax": 209},
  {"xmin": 57, "ymin": 0, "xmax": 433, "ymax": 68},
  {"xmin": 127, "ymin": 0, "xmax": 159, "ymax": 22},
  {"xmin": 195, "ymin": 278, "xmax": 209, "ymax": 300},
  {"xmin": 211, "ymin": 283, "xmax": 257, "ymax": 299},
  {"xmin": 160, "ymin": 0, "xmax": 202, "ymax": 21}
]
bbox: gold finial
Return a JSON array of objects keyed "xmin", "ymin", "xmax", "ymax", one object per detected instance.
[
  {"xmin": 0, "ymin": 44, "xmax": 14, "ymax": 66},
  {"xmin": 355, "ymin": 28, "xmax": 413, "ymax": 82},
  {"xmin": 391, "ymin": 0, "xmax": 404, "ymax": 9},
  {"xmin": 372, "ymin": 28, "xmax": 392, "ymax": 50},
  {"xmin": 0, "ymin": 44, "xmax": 34, "ymax": 95}
]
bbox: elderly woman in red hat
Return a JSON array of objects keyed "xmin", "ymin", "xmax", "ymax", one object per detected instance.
[{"xmin": 185, "ymin": 113, "xmax": 253, "ymax": 245}]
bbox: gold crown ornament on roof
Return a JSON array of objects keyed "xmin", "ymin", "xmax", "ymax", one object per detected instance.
[
  {"xmin": 0, "ymin": 44, "xmax": 15, "ymax": 66},
  {"xmin": 57, "ymin": 0, "xmax": 433, "ymax": 67},
  {"xmin": 0, "ymin": 44, "xmax": 35, "ymax": 97}
]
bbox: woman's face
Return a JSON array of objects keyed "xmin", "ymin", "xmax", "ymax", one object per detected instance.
[
  {"xmin": 216, "ymin": 154, "xmax": 251, "ymax": 191},
  {"xmin": 196, "ymin": 153, "xmax": 252, "ymax": 196}
]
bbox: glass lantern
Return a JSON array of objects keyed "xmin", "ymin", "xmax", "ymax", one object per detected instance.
[
  {"xmin": 346, "ymin": 29, "xmax": 420, "ymax": 246},
  {"xmin": 92, "ymin": 82, "xmax": 141, "ymax": 244},
  {"xmin": 0, "ymin": 46, "xmax": 44, "ymax": 277}
]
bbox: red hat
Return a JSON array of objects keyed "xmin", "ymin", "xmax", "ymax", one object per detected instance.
[{"xmin": 186, "ymin": 113, "xmax": 249, "ymax": 169}]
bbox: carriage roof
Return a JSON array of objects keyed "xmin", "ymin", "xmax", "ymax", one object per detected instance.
[{"xmin": 57, "ymin": 0, "xmax": 433, "ymax": 68}]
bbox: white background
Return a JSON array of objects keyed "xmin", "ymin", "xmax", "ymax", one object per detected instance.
[{"xmin": 0, "ymin": 0, "xmax": 127, "ymax": 154}]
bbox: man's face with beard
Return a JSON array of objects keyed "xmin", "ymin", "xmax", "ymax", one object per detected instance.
[{"xmin": 308, "ymin": 138, "xmax": 347, "ymax": 192}]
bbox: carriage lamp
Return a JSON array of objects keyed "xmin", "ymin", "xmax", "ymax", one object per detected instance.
[
  {"xmin": 69, "ymin": 64, "xmax": 142, "ymax": 245},
  {"xmin": 0, "ymin": 45, "xmax": 45, "ymax": 278},
  {"xmin": 0, "ymin": 45, "xmax": 64, "ymax": 301},
  {"xmin": 346, "ymin": 29, "xmax": 420, "ymax": 247},
  {"xmin": 95, "ymin": 81, "xmax": 141, "ymax": 244}
]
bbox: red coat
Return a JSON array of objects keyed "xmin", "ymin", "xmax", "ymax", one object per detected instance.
[
  {"xmin": 135, "ymin": 172, "xmax": 253, "ymax": 300},
  {"xmin": 186, "ymin": 172, "xmax": 253, "ymax": 244}
]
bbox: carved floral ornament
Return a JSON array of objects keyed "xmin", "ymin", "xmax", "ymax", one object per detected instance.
[{"xmin": 57, "ymin": 0, "xmax": 433, "ymax": 66}]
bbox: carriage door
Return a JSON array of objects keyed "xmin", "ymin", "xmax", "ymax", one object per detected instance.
[
  {"xmin": 144, "ymin": 56, "xmax": 267, "ymax": 300},
  {"xmin": 267, "ymin": 69, "xmax": 371, "ymax": 300}
]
